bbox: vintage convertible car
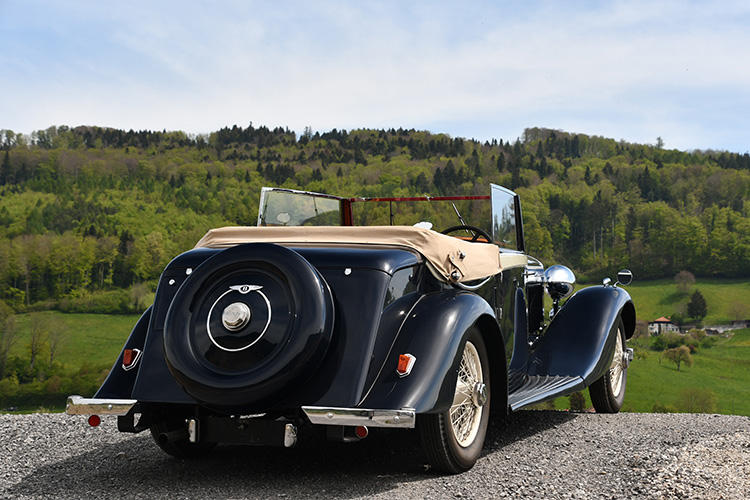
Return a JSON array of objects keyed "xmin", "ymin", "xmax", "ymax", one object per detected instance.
[{"xmin": 67, "ymin": 184, "xmax": 635, "ymax": 473}]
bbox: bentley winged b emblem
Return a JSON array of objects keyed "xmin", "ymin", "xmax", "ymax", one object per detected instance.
[{"xmin": 229, "ymin": 284, "xmax": 263, "ymax": 294}]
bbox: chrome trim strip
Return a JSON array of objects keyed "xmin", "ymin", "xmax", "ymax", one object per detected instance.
[
  {"xmin": 302, "ymin": 406, "xmax": 415, "ymax": 428},
  {"xmin": 453, "ymin": 276, "xmax": 492, "ymax": 291},
  {"xmin": 65, "ymin": 395, "xmax": 137, "ymax": 416}
]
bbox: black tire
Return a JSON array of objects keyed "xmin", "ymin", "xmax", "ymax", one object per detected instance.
[
  {"xmin": 589, "ymin": 317, "xmax": 628, "ymax": 413},
  {"xmin": 419, "ymin": 328, "xmax": 491, "ymax": 474},
  {"xmin": 150, "ymin": 418, "xmax": 217, "ymax": 458},
  {"xmin": 163, "ymin": 242, "xmax": 334, "ymax": 413}
]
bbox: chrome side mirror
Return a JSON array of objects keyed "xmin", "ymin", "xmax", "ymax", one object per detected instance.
[
  {"xmin": 616, "ymin": 269, "xmax": 633, "ymax": 286},
  {"xmin": 543, "ymin": 265, "xmax": 576, "ymax": 302}
]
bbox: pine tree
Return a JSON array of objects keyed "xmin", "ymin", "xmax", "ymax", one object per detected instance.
[
  {"xmin": 496, "ymin": 154, "xmax": 505, "ymax": 173},
  {"xmin": 433, "ymin": 167, "xmax": 444, "ymax": 194},
  {"xmin": 468, "ymin": 149, "xmax": 480, "ymax": 177},
  {"xmin": 687, "ymin": 290, "xmax": 707, "ymax": 321},
  {"xmin": 414, "ymin": 172, "xmax": 429, "ymax": 193},
  {"xmin": 1, "ymin": 148, "xmax": 11, "ymax": 185},
  {"xmin": 584, "ymin": 165, "xmax": 593, "ymax": 186}
]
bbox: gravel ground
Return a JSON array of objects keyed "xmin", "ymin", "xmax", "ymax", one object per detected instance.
[{"xmin": 1, "ymin": 411, "xmax": 748, "ymax": 499}]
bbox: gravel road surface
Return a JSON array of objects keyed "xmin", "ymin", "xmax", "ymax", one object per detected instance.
[{"xmin": 1, "ymin": 411, "xmax": 748, "ymax": 499}]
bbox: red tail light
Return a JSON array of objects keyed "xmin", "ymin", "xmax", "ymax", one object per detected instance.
[
  {"xmin": 88, "ymin": 415, "xmax": 101, "ymax": 427},
  {"xmin": 355, "ymin": 425, "xmax": 369, "ymax": 439}
]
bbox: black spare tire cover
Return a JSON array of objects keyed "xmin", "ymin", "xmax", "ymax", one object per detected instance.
[{"xmin": 163, "ymin": 242, "xmax": 334, "ymax": 412}]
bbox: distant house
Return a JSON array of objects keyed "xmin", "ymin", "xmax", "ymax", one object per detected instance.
[{"xmin": 648, "ymin": 317, "xmax": 680, "ymax": 335}]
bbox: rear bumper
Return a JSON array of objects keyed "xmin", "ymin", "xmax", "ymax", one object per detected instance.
[
  {"xmin": 65, "ymin": 397, "xmax": 416, "ymax": 430},
  {"xmin": 302, "ymin": 406, "xmax": 415, "ymax": 428},
  {"xmin": 66, "ymin": 395, "xmax": 137, "ymax": 416}
]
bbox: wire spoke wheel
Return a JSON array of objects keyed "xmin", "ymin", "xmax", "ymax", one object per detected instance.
[
  {"xmin": 419, "ymin": 328, "xmax": 490, "ymax": 474},
  {"xmin": 449, "ymin": 341, "xmax": 484, "ymax": 447},
  {"xmin": 608, "ymin": 329, "xmax": 625, "ymax": 396},
  {"xmin": 589, "ymin": 316, "xmax": 628, "ymax": 413}
]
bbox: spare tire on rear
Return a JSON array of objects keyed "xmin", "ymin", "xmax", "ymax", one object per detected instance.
[{"xmin": 163, "ymin": 242, "xmax": 334, "ymax": 413}]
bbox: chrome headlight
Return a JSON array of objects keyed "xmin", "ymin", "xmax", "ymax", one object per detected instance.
[{"xmin": 543, "ymin": 265, "xmax": 576, "ymax": 301}]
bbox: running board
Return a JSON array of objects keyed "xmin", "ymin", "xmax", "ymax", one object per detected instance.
[{"xmin": 508, "ymin": 370, "xmax": 584, "ymax": 411}]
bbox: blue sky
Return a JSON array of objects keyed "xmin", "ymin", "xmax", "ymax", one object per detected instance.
[{"xmin": 1, "ymin": 0, "xmax": 748, "ymax": 153}]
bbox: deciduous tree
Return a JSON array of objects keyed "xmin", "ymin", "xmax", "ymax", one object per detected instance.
[
  {"xmin": 674, "ymin": 270, "xmax": 695, "ymax": 294},
  {"xmin": 47, "ymin": 324, "xmax": 68, "ymax": 366},
  {"xmin": 0, "ymin": 302, "xmax": 18, "ymax": 378},
  {"xmin": 568, "ymin": 391, "xmax": 586, "ymax": 411},
  {"xmin": 663, "ymin": 345, "xmax": 693, "ymax": 371},
  {"xmin": 729, "ymin": 301, "xmax": 750, "ymax": 322},
  {"xmin": 674, "ymin": 387, "xmax": 717, "ymax": 413},
  {"xmin": 28, "ymin": 313, "xmax": 50, "ymax": 370}
]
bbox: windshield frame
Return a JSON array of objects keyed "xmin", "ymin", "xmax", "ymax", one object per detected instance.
[
  {"xmin": 256, "ymin": 185, "xmax": 524, "ymax": 253},
  {"xmin": 258, "ymin": 187, "xmax": 491, "ymax": 226}
]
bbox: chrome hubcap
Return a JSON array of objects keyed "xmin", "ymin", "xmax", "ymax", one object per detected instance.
[
  {"xmin": 472, "ymin": 382, "xmax": 487, "ymax": 407},
  {"xmin": 222, "ymin": 302, "xmax": 252, "ymax": 331}
]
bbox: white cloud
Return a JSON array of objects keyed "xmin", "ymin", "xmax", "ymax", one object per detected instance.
[{"xmin": 1, "ymin": 0, "xmax": 748, "ymax": 152}]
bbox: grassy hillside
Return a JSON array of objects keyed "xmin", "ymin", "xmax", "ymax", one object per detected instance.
[
  {"xmin": 625, "ymin": 329, "xmax": 750, "ymax": 415},
  {"xmin": 10, "ymin": 311, "xmax": 139, "ymax": 368},
  {"xmin": 542, "ymin": 279, "xmax": 750, "ymax": 415},
  {"xmin": 3, "ymin": 125, "xmax": 750, "ymax": 317},
  {"xmin": 624, "ymin": 278, "xmax": 750, "ymax": 325}
]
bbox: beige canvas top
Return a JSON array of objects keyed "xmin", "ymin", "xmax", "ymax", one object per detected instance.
[{"xmin": 195, "ymin": 226, "xmax": 528, "ymax": 283}]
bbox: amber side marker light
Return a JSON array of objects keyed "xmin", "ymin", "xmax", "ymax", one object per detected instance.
[
  {"xmin": 396, "ymin": 353, "xmax": 416, "ymax": 377},
  {"xmin": 88, "ymin": 415, "xmax": 101, "ymax": 427},
  {"xmin": 122, "ymin": 348, "xmax": 142, "ymax": 371}
]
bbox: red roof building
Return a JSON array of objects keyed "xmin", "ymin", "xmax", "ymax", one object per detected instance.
[{"xmin": 648, "ymin": 317, "xmax": 680, "ymax": 335}]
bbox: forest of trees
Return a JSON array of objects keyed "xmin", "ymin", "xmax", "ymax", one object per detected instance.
[{"xmin": 1, "ymin": 123, "xmax": 749, "ymax": 315}]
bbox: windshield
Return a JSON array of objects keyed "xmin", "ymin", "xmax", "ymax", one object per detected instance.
[
  {"xmin": 490, "ymin": 184, "xmax": 524, "ymax": 252},
  {"xmin": 257, "ymin": 186, "xmax": 520, "ymax": 250},
  {"xmin": 348, "ymin": 198, "xmax": 491, "ymax": 232},
  {"xmin": 257, "ymin": 188, "xmax": 342, "ymax": 226}
]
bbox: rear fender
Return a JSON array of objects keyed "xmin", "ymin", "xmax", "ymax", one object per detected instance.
[
  {"xmin": 360, "ymin": 291, "xmax": 503, "ymax": 414},
  {"xmin": 94, "ymin": 307, "xmax": 152, "ymax": 399},
  {"xmin": 526, "ymin": 286, "xmax": 635, "ymax": 385}
]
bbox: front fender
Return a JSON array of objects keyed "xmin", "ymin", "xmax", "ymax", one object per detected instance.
[
  {"xmin": 360, "ymin": 291, "xmax": 499, "ymax": 414},
  {"xmin": 527, "ymin": 286, "xmax": 634, "ymax": 386}
]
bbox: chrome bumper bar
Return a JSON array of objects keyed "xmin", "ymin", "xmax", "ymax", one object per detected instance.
[
  {"xmin": 302, "ymin": 406, "xmax": 415, "ymax": 428},
  {"xmin": 66, "ymin": 395, "xmax": 137, "ymax": 416}
]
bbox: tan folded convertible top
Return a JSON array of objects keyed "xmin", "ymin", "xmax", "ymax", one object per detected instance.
[{"xmin": 195, "ymin": 226, "xmax": 528, "ymax": 283}]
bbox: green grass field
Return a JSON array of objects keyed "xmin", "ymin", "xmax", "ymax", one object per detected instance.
[
  {"xmin": 624, "ymin": 278, "xmax": 750, "ymax": 325},
  {"xmin": 615, "ymin": 279, "xmax": 750, "ymax": 414},
  {"xmin": 10, "ymin": 311, "xmax": 140, "ymax": 370},
  {"xmin": 623, "ymin": 329, "xmax": 750, "ymax": 415}
]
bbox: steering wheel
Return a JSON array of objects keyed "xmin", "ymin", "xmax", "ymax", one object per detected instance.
[{"xmin": 441, "ymin": 225, "xmax": 493, "ymax": 243}]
